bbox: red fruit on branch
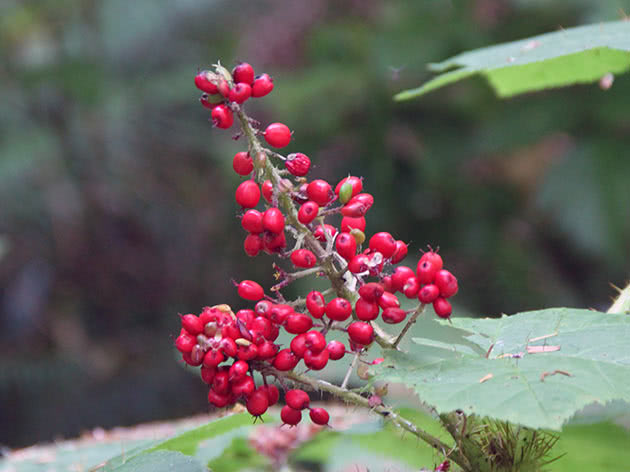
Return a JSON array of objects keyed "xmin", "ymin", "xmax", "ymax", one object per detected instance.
[
  {"xmin": 391, "ymin": 240, "xmax": 408, "ymax": 264},
  {"xmin": 305, "ymin": 330, "xmax": 326, "ymax": 353},
  {"xmin": 391, "ymin": 266, "xmax": 415, "ymax": 292},
  {"xmin": 325, "ymin": 297, "xmax": 353, "ymax": 321},
  {"xmin": 309, "ymin": 407, "xmax": 330, "ymax": 426},
  {"xmin": 348, "ymin": 253, "xmax": 370, "ymax": 274},
  {"xmin": 355, "ymin": 297, "xmax": 380, "ymax": 321},
  {"xmin": 235, "ymin": 180, "xmax": 261, "ymax": 208},
  {"xmin": 237, "ymin": 280, "xmax": 264, "ymax": 301},
  {"xmin": 262, "ymin": 207, "xmax": 285, "ymax": 234},
  {"xmin": 231, "ymin": 375, "xmax": 255, "ymax": 397},
  {"xmin": 369, "ymin": 232, "xmax": 397, "ymax": 259},
  {"xmin": 264, "ymin": 122, "xmax": 291, "ymax": 148},
  {"xmin": 348, "ymin": 321, "xmax": 374, "ymax": 345},
  {"xmin": 228, "ymin": 82, "xmax": 252, "ymax": 104},
  {"xmin": 418, "ymin": 284, "xmax": 440, "ymax": 304},
  {"xmin": 175, "ymin": 332, "xmax": 195, "ymax": 353},
  {"xmin": 243, "ymin": 233, "xmax": 263, "ymax": 256},
  {"xmin": 303, "ymin": 347, "xmax": 329, "ymax": 370},
  {"xmin": 335, "ymin": 176, "xmax": 363, "ymax": 200},
  {"xmin": 232, "ymin": 151, "xmax": 253, "ymax": 175},
  {"xmin": 358, "ymin": 283, "xmax": 385, "ymax": 302},
  {"xmin": 313, "ymin": 224, "xmax": 337, "ymax": 242},
  {"xmin": 306, "ymin": 291, "xmax": 326, "ymax": 319},
  {"xmin": 434, "ymin": 270, "xmax": 458, "ymax": 298},
  {"xmin": 195, "ymin": 70, "xmax": 218, "ymax": 94},
  {"xmin": 241, "ymin": 209, "xmax": 264, "ymax": 233},
  {"xmin": 290, "ymin": 249, "xmax": 317, "ymax": 268},
  {"xmin": 326, "ymin": 340, "xmax": 346, "ymax": 360},
  {"xmin": 285, "ymin": 312, "xmax": 313, "ymax": 334},
  {"xmin": 247, "ymin": 389, "xmax": 269, "ymax": 418},
  {"xmin": 280, "ymin": 405, "xmax": 302, "ymax": 426},
  {"xmin": 298, "ymin": 201, "xmax": 319, "ymax": 224},
  {"xmin": 433, "ymin": 297, "xmax": 452, "ymax": 319},
  {"xmin": 273, "ymin": 348, "xmax": 299, "ymax": 371},
  {"xmin": 290, "ymin": 334, "xmax": 308, "ymax": 358},
  {"xmin": 211, "ymin": 104, "xmax": 234, "ymax": 129},
  {"xmin": 420, "ymin": 249, "xmax": 443, "ymax": 271},
  {"xmin": 233, "ymin": 62, "xmax": 255, "ymax": 85},
  {"xmin": 181, "ymin": 314, "xmax": 204, "ymax": 335},
  {"xmin": 262, "ymin": 180, "xmax": 273, "ymax": 202},
  {"xmin": 262, "ymin": 384, "xmax": 279, "ymax": 406},
  {"xmin": 286, "ymin": 389, "xmax": 310, "ymax": 410},
  {"xmin": 378, "ymin": 291, "xmax": 400, "ymax": 310},
  {"xmin": 208, "ymin": 389, "xmax": 231, "ymax": 408},
  {"xmin": 252, "ymin": 73, "xmax": 274, "ymax": 97},
  {"xmin": 417, "ymin": 260, "xmax": 439, "ymax": 285},
  {"xmin": 382, "ymin": 307, "xmax": 407, "ymax": 324},
  {"xmin": 341, "ymin": 216, "xmax": 366, "ymax": 233},
  {"xmin": 335, "ymin": 232, "xmax": 357, "ymax": 260},
  {"xmin": 307, "ymin": 179, "xmax": 334, "ymax": 207},
  {"xmin": 286, "ymin": 153, "xmax": 311, "ymax": 176},
  {"xmin": 402, "ymin": 276, "xmax": 421, "ymax": 298}
]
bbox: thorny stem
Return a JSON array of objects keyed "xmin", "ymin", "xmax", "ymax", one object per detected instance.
[
  {"xmin": 393, "ymin": 303, "xmax": 426, "ymax": 348},
  {"xmin": 607, "ymin": 281, "xmax": 630, "ymax": 314}
]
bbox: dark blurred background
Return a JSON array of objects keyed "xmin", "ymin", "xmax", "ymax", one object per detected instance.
[{"xmin": 1, "ymin": 0, "xmax": 629, "ymax": 448}]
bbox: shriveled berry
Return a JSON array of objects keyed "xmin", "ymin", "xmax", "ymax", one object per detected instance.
[
  {"xmin": 195, "ymin": 70, "xmax": 218, "ymax": 94},
  {"xmin": 241, "ymin": 209, "xmax": 264, "ymax": 233},
  {"xmin": 281, "ymin": 405, "xmax": 302, "ymax": 426},
  {"xmin": 369, "ymin": 232, "xmax": 397, "ymax": 259},
  {"xmin": 342, "ymin": 193, "xmax": 373, "ymax": 217},
  {"xmin": 309, "ymin": 407, "xmax": 330, "ymax": 426},
  {"xmin": 237, "ymin": 280, "xmax": 264, "ymax": 301},
  {"xmin": 262, "ymin": 180, "xmax": 273, "ymax": 202},
  {"xmin": 391, "ymin": 266, "xmax": 415, "ymax": 292},
  {"xmin": 228, "ymin": 82, "xmax": 251, "ymax": 104},
  {"xmin": 243, "ymin": 233, "xmax": 263, "ymax": 256},
  {"xmin": 335, "ymin": 232, "xmax": 357, "ymax": 260},
  {"xmin": 307, "ymin": 180, "xmax": 333, "ymax": 207},
  {"xmin": 286, "ymin": 153, "xmax": 311, "ymax": 176},
  {"xmin": 181, "ymin": 314, "xmax": 204, "ymax": 335},
  {"xmin": 290, "ymin": 249, "xmax": 317, "ymax": 268},
  {"xmin": 273, "ymin": 348, "xmax": 299, "ymax": 371},
  {"xmin": 285, "ymin": 313, "xmax": 313, "ymax": 334},
  {"xmin": 347, "ymin": 321, "xmax": 374, "ymax": 345},
  {"xmin": 355, "ymin": 297, "xmax": 379, "ymax": 321},
  {"xmin": 325, "ymin": 297, "xmax": 353, "ymax": 321},
  {"xmin": 391, "ymin": 240, "xmax": 408, "ymax": 264},
  {"xmin": 264, "ymin": 122, "xmax": 291, "ymax": 148},
  {"xmin": 247, "ymin": 389, "xmax": 269, "ymax": 417},
  {"xmin": 298, "ymin": 201, "xmax": 319, "ymax": 224},
  {"xmin": 232, "ymin": 151, "xmax": 253, "ymax": 175},
  {"xmin": 358, "ymin": 283, "xmax": 384, "ymax": 303},
  {"xmin": 286, "ymin": 389, "xmax": 310, "ymax": 410},
  {"xmin": 341, "ymin": 216, "xmax": 366, "ymax": 233},
  {"xmin": 252, "ymin": 73, "xmax": 274, "ymax": 97},
  {"xmin": 382, "ymin": 307, "xmax": 407, "ymax": 324},
  {"xmin": 235, "ymin": 180, "xmax": 261, "ymax": 208},
  {"xmin": 326, "ymin": 340, "xmax": 346, "ymax": 360},
  {"xmin": 303, "ymin": 348, "xmax": 329, "ymax": 370},
  {"xmin": 313, "ymin": 224, "xmax": 337, "ymax": 242},
  {"xmin": 306, "ymin": 291, "xmax": 326, "ymax": 318},
  {"xmin": 262, "ymin": 207, "xmax": 285, "ymax": 234},
  {"xmin": 418, "ymin": 283, "xmax": 440, "ymax": 304},
  {"xmin": 434, "ymin": 270, "xmax": 458, "ymax": 298},
  {"xmin": 433, "ymin": 297, "xmax": 452, "ymax": 319},
  {"xmin": 211, "ymin": 104, "xmax": 234, "ymax": 129}
]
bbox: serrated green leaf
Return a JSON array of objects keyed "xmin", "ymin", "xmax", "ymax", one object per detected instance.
[
  {"xmin": 372, "ymin": 308, "xmax": 630, "ymax": 430},
  {"xmin": 396, "ymin": 20, "xmax": 630, "ymax": 100},
  {"xmin": 112, "ymin": 450, "xmax": 206, "ymax": 472}
]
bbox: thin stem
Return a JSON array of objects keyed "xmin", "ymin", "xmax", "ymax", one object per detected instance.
[
  {"xmin": 393, "ymin": 304, "xmax": 426, "ymax": 349},
  {"xmin": 341, "ymin": 352, "xmax": 360, "ymax": 389},
  {"xmin": 608, "ymin": 281, "xmax": 630, "ymax": 314}
]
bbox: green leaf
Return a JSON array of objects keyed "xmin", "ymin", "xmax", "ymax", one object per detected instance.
[
  {"xmin": 111, "ymin": 450, "xmax": 206, "ymax": 472},
  {"xmin": 395, "ymin": 20, "xmax": 630, "ymax": 100},
  {"xmin": 372, "ymin": 308, "xmax": 630, "ymax": 430}
]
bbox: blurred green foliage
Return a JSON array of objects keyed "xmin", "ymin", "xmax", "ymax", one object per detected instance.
[{"xmin": 0, "ymin": 0, "xmax": 629, "ymax": 448}]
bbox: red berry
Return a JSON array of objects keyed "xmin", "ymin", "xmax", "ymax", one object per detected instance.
[
  {"xmin": 211, "ymin": 104, "xmax": 233, "ymax": 129},
  {"xmin": 232, "ymin": 151, "xmax": 253, "ymax": 175},
  {"xmin": 219, "ymin": 337, "xmax": 238, "ymax": 357},
  {"xmin": 290, "ymin": 249, "xmax": 317, "ymax": 268},
  {"xmin": 228, "ymin": 360, "xmax": 249, "ymax": 381},
  {"xmin": 262, "ymin": 180, "xmax": 273, "ymax": 202},
  {"xmin": 325, "ymin": 297, "xmax": 353, "ymax": 321},
  {"xmin": 335, "ymin": 176, "xmax": 363, "ymax": 199},
  {"xmin": 416, "ymin": 260, "xmax": 439, "ymax": 285},
  {"xmin": 273, "ymin": 348, "xmax": 299, "ymax": 371},
  {"xmin": 208, "ymin": 389, "xmax": 231, "ymax": 408},
  {"xmin": 347, "ymin": 321, "xmax": 374, "ymax": 345},
  {"xmin": 382, "ymin": 307, "xmax": 406, "ymax": 324},
  {"xmin": 335, "ymin": 232, "xmax": 357, "ymax": 260},
  {"xmin": 232, "ymin": 62, "xmax": 255, "ymax": 85},
  {"xmin": 304, "ymin": 330, "xmax": 326, "ymax": 353},
  {"xmin": 175, "ymin": 332, "xmax": 195, "ymax": 353},
  {"xmin": 434, "ymin": 270, "xmax": 458, "ymax": 298},
  {"xmin": 402, "ymin": 276, "xmax": 421, "ymax": 298},
  {"xmin": 341, "ymin": 216, "xmax": 366, "ymax": 233},
  {"xmin": 237, "ymin": 280, "xmax": 264, "ymax": 301},
  {"xmin": 369, "ymin": 232, "xmax": 397, "ymax": 259},
  {"xmin": 254, "ymin": 300, "xmax": 274, "ymax": 317},
  {"xmin": 298, "ymin": 201, "xmax": 319, "ymax": 225},
  {"xmin": 200, "ymin": 366, "xmax": 216, "ymax": 384},
  {"xmin": 235, "ymin": 180, "xmax": 261, "ymax": 208},
  {"xmin": 264, "ymin": 122, "xmax": 291, "ymax": 148},
  {"xmin": 286, "ymin": 153, "xmax": 311, "ymax": 176},
  {"xmin": 280, "ymin": 405, "xmax": 302, "ymax": 426},
  {"xmin": 262, "ymin": 384, "xmax": 280, "ymax": 406},
  {"xmin": 249, "ymin": 316, "xmax": 272, "ymax": 339},
  {"xmin": 285, "ymin": 313, "xmax": 313, "ymax": 334},
  {"xmin": 313, "ymin": 224, "xmax": 337, "ymax": 242},
  {"xmin": 262, "ymin": 207, "xmax": 285, "ymax": 234},
  {"xmin": 217, "ymin": 79, "xmax": 231, "ymax": 98},
  {"xmin": 241, "ymin": 209, "xmax": 264, "ymax": 233},
  {"xmin": 195, "ymin": 70, "xmax": 218, "ymax": 94},
  {"xmin": 243, "ymin": 233, "xmax": 263, "ymax": 257},
  {"xmin": 342, "ymin": 193, "xmax": 374, "ymax": 217},
  {"xmin": 358, "ymin": 283, "xmax": 385, "ymax": 303},
  {"xmin": 252, "ymin": 73, "xmax": 274, "ymax": 97},
  {"xmin": 418, "ymin": 283, "xmax": 440, "ymax": 304},
  {"xmin": 231, "ymin": 375, "xmax": 255, "ymax": 397},
  {"xmin": 378, "ymin": 291, "xmax": 400, "ymax": 310},
  {"xmin": 391, "ymin": 266, "xmax": 415, "ymax": 292},
  {"xmin": 348, "ymin": 254, "xmax": 369, "ymax": 274},
  {"xmin": 290, "ymin": 333, "xmax": 308, "ymax": 358},
  {"xmin": 391, "ymin": 240, "xmax": 408, "ymax": 264},
  {"xmin": 420, "ymin": 250, "xmax": 443, "ymax": 272},
  {"xmin": 247, "ymin": 389, "xmax": 269, "ymax": 417},
  {"xmin": 181, "ymin": 314, "xmax": 204, "ymax": 335},
  {"xmin": 306, "ymin": 291, "xmax": 326, "ymax": 319},
  {"xmin": 228, "ymin": 82, "xmax": 251, "ymax": 104},
  {"xmin": 326, "ymin": 340, "xmax": 346, "ymax": 360},
  {"xmin": 309, "ymin": 407, "xmax": 330, "ymax": 426},
  {"xmin": 257, "ymin": 341, "xmax": 278, "ymax": 359},
  {"xmin": 433, "ymin": 297, "xmax": 452, "ymax": 319},
  {"xmin": 303, "ymin": 348, "xmax": 329, "ymax": 370},
  {"xmin": 212, "ymin": 370, "xmax": 230, "ymax": 395},
  {"xmin": 286, "ymin": 389, "xmax": 310, "ymax": 410},
  {"xmin": 268, "ymin": 304, "xmax": 293, "ymax": 325},
  {"xmin": 306, "ymin": 180, "xmax": 333, "ymax": 207},
  {"xmin": 237, "ymin": 343, "xmax": 259, "ymax": 361},
  {"xmin": 262, "ymin": 230, "xmax": 286, "ymax": 254},
  {"xmin": 199, "ymin": 93, "xmax": 222, "ymax": 109},
  {"xmin": 355, "ymin": 297, "xmax": 379, "ymax": 321}
]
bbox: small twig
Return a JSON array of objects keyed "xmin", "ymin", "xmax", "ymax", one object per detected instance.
[
  {"xmin": 341, "ymin": 352, "xmax": 360, "ymax": 389},
  {"xmin": 393, "ymin": 304, "xmax": 426, "ymax": 348}
]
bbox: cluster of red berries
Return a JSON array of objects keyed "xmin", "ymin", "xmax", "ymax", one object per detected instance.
[{"xmin": 184, "ymin": 61, "xmax": 459, "ymax": 425}]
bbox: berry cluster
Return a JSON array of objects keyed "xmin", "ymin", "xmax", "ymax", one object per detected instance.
[{"xmin": 184, "ymin": 61, "xmax": 459, "ymax": 425}]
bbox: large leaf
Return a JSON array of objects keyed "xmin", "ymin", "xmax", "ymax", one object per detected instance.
[
  {"xmin": 395, "ymin": 20, "xmax": 630, "ymax": 100},
  {"xmin": 372, "ymin": 308, "xmax": 630, "ymax": 430},
  {"xmin": 113, "ymin": 450, "xmax": 206, "ymax": 472}
]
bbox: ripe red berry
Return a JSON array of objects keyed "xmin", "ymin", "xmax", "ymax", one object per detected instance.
[
  {"xmin": 252, "ymin": 73, "xmax": 274, "ymax": 97},
  {"xmin": 247, "ymin": 389, "xmax": 269, "ymax": 417},
  {"xmin": 355, "ymin": 297, "xmax": 380, "ymax": 321},
  {"xmin": 195, "ymin": 70, "xmax": 218, "ymax": 94},
  {"xmin": 262, "ymin": 384, "xmax": 280, "ymax": 406},
  {"xmin": 211, "ymin": 104, "xmax": 233, "ymax": 129},
  {"xmin": 175, "ymin": 332, "xmax": 195, "ymax": 353},
  {"xmin": 358, "ymin": 283, "xmax": 385, "ymax": 303},
  {"xmin": 273, "ymin": 348, "xmax": 299, "ymax": 371},
  {"xmin": 369, "ymin": 232, "xmax": 397, "ymax": 259},
  {"xmin": 335, "ymin": 232, "xmax": 357, "ymax": 260},
  {"xmin": 262, "ymin": 207, "xmax": 285, "ymax": 234},
  {"xmin": 326, "ymin": 340, "xmax": 346, "ymax": 360},
  {"xmin": 298, "ymin": 201, "xmax": 319, "ymax": 225},
  {"xmin": 418, "ymin": 283, "xmax": 440, "ymax": 304},
  {"xmin": 200, "ymin": 366, "xmax": 216, "ymax": 384},
  {"xmin": 402, "ymin": 276, "xmax": 421, "ymax": 298},
  {"xmin": 342, "ymin": 193, "xmax": 374, "ymax": 217},
  {"xmin": 232, "ymin": 151, "xmax": 253, "ymax": 175},
  {"xmin": 341, "ymin": 216, "xmax": 366, "ymax": 233},
  {"xmin": 212, "ymin": 370, "xmax": 230, "ymax": 395},
  {"xmin": 286, "ymin": 389, "xmax": 310, "ymax": 410},
  {"xmin": 290, "ymin": 249, "xmax": 317, "ymax": 268},
  {"xmin": 434, "ymin": 270, "xmax": 458, "ymax": 298},
  {"xmin": 306, "ymin": 180, "xmax": 333, "ymax": 207},
  {"xmin": 285, "ymin": 153, "xmax": 311, "ymax": 176},
  {"xmin": 335, "ymin": 176, "xmax": 363, "ymax": 200},
  {"xmin": 433, "ymin": 297, "xmax": 452, "ymax": 318},
  {"xmin": 391, "ymin": 266, "xmax": 415, "ymax": 292},
  {"xmin": 304, "ymin": 330, "xmax": 327, "ymax": 353},
  {"xmin": 231, "ymin": 375, "xmax": 255, "ymax": 397},
  {"xmin": 378, "ymin": 291, "xmax": 400, "ymax": 310},
  {"xmin": 309, "ymin": 407, "xmax": 330, "ymax": 426},
  {"xmin": 208, "ymin": 389, "xmax": 231, "ymax": 408},
  {"xmin": 217, "ymin": 79, "xmax": 231, "ymax": 98},
  {"xmin": 237, "ymin": 280, "xmax": 264, "ymax": 301},
  {"xmin": 382, "ymin": 307, "xmax": 407, "ymax": 324},
  {"xmin": 235, "ymin": 180, "xmax": 261, "ymax": 208},
  {"xmin": 285, "ymin": 313, "xmax": 313, "ymax": 334},
  {"xmin": 303, "ymin": 348, "xmax": 329, "ymax": 370},
  {"xmin": 181, "ymin": 314, "xmax": 204, "ymax": 335},
  {"xmin": 257, "ymin": 340, "xmax": 278, "ymax": 359},
  {"xmin": 237, "ymin": 343, "xmax": 259, "ymax": 361},
  {"xmin": 243, "ymin": 233, "xmax": 263, "ymax": 257},
  {"xmin": 262, "ymin": 180, "xmax": 273, "ymax": 203},
  {"xmin": 306, "ymin": 291, "xmax": 326, "ymax": 318},
  {"xmin": 391, "ymin": 240, "xmax": 408, "ymax": 264},
  {"xmin": 280, "ymin": 405, "xmax": 302, "ymax": 426},
  {"xmin": 228, "ymin": 82, "xmax": 251, "ymax": 104},
  {"xmin": 313, "ymin": 224, "xmax": 337, "ymax": 242},
  {"xmin": 290, "ymin": 334, "xmax": 308, "ymax": 358},
  {"xmin": 199, "ymin": 93, "xmax": 222, "ymax": 109},
  {"xmin": 347, "ymin": 321, "xmax": 374, "ymax": 346},
  {"xmin": 219, "ymin": 337, "xmax": 238, "ymax": 357},
  {"xmin": 416, "ymin": 260, "xmax": 439, "ymax": 285},
  {"xmin": 249, "ymin": 316, "xmax": 272, "ymax": 339},
  {"xmin": 241, "ymin": 209, "xmax": 264, "ymax": 233},
  {"xmin": 228, "ymin": 360, "xmax": 249, "ymax": 381},
  {"xmin": 232, "ymin": 62, "xmax": 255, "ymax": 85},
  {"xmin": 268, "ymin": 304, "xmax": 293, "ymax": 324},
  {"xmin": 264, "ymin": 122, "xmax": 291, "ymax": 148},
  {"xmin": 420, "ymin": 250, "xmax": 443, "ymax": 272},
  {"xmin": 325, "ymin": 297, "xmax": 353, "ymax": 321}
]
